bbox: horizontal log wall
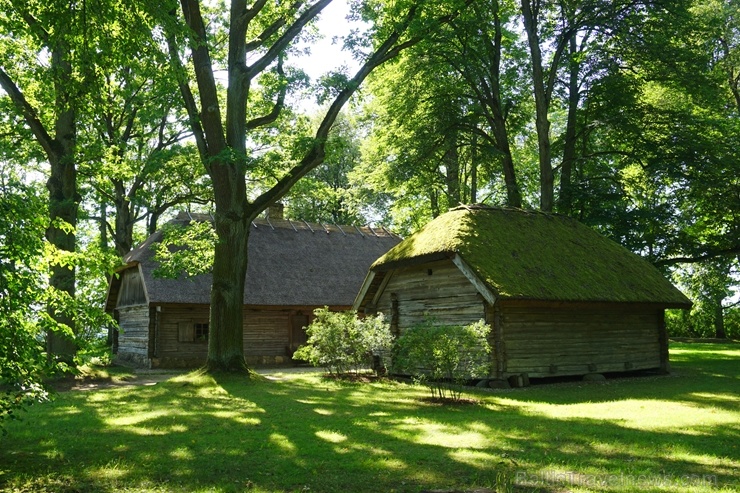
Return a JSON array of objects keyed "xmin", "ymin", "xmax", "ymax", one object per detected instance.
[
  {"xmin": 157, "ymin": 305, "xmax": 210, "ymax": 366},
  {"xmin": 376, "ymin": 261, "xmax": 485, "ymax": 329},
  {"xmin": 116, "ymin": 305, "xmax": 151, "ymax": 367},
  {"xmin": 243, "ymin": 308, "xmax": 291, "ymax": 356},
  {"xmin": 495, "ymin": 304, "xmax": 662, "ymax": 377},
  {"xmin": 149, "ymin": 304, "xmax": 329, "ymax": 368}
]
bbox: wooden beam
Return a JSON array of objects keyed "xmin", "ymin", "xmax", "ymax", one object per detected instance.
[
  {"xmin": 371, "ymin": 270, "xmax": 394, "ymax": 307},
  {"xmin": 451, "ymin": 254, "xmax": 497, "ymax": 305},
  {"xmin": 352, "ymin": 271, "xmax": 376, "ymax": 311}
]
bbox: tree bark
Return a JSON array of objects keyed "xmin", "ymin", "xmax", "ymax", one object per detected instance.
[
  {"xmin": 45, "ymin": 42, "xmax": 79, "ymax": 363},
  {"xmin": 714, "ymin": 301, "xmax": 726, "ymax": 339},
  {"xmin": 558, "ymin": 34, "xmax": 579, "ymax": 214},
  {"xmin": 470, "ymin": 132, "xmax": 478, "ymax": 204},
  {"xmin": 208, "ymin": 177, "xmax": 250, "ymax": 371},
  {"xmin": 486, "ymin": 1, "xmax": 521, "ymax": 207},
  {"xmin": 443, "ymin": 129, "xmax": 461, "ymax": 207},
  {"xmin": 521, "ymin": 0, "xmax": 554, "ymax": 212},
  {"xmin": 113, "ymin": 180, "xmax": 135, "ymax": 256}
]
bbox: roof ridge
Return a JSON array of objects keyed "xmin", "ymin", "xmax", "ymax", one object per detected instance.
[{"xmin": 170, "ymin": 211, "xmax": 399, "ymax": 238}]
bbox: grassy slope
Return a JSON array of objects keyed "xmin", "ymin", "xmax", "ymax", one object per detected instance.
[{"xmin": 0, "ymin": 343, "xmax": 737, "ymax": 493}]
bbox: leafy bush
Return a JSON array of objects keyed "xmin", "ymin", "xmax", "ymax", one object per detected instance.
[
  {"xmin": 293, "ymin": 308, "xmax": 393, "ymax": 376},
  {"xmin": 392, "ymin": 320, "xmax": 492, "ymax": 401}
]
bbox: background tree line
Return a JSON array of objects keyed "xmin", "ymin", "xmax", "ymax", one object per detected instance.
[{"xmin": 0, "ymin": 0, "xmax": 738, "ymax": 417}]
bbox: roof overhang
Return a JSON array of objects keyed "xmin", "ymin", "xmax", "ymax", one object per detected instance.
[
  {"xmin": 104, "ymin": 261, "xmax": 142, "ymax": 313},
  {"xmin": 450, "ymin": 254, "xmax": 498, "ymax": 306}
]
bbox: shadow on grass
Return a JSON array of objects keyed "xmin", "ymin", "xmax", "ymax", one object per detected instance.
[{"xmin": 0, "ymin": 344, "xmax": 737, "ymax": 492}]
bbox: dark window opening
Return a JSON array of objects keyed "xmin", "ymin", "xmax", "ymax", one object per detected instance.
[{"xmin": 194, "ymin": 323, "xmax": 209, "ymax": 342}]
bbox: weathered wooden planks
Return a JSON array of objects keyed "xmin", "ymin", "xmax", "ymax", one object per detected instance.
[
  {"xmin": 491, "ymin": 304, "xmax": 663, "ymax": 377},
  {"xmin": 375, "ymin": 261, "xmax": 485, "ymax": 329}
]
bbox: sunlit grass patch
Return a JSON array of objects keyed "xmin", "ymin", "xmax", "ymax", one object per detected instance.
[{"xmin": 0, "ymin": 342, "xmax": 737, "ymax": 493}]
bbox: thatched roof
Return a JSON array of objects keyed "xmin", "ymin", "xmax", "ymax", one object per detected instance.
[
  {"xmin": 109, "ymin": 212, "xmax": 400, "ymax": 309},
  {"xmin": 368, "ymin": 205, "xmax": 691, "ymax": 307}
]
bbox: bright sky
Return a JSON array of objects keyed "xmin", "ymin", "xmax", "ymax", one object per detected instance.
[{"xmin": 293, "ymin": 0, "xmax": 362, "ymax": 93}]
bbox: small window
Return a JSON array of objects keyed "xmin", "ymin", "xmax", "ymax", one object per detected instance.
[
  {"xmin": 194, "ymin": 323, "xmax": 209, "ymax": 342},
  {"xmin": 179, "ymin": 322, "xmax": 209, "ymax": 343}
]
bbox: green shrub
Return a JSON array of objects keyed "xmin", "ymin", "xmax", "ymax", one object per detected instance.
[
  {"xmin": 392, "ymin": 320, "xmax": 491, "ymax": 401},
  {"xmin": 293, "ymin": 308, "xmax": 393, "ymax": 376}
]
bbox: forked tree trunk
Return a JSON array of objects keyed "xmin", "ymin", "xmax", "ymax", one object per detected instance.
[{"xmin": 521, "ymin": 0, "xmax": 554, "ymax": 212}]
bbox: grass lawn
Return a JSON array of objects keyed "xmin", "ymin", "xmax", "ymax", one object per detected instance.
[{"xmin": 0, "ymin": 342, "xmax": 737, "ymax": 493}]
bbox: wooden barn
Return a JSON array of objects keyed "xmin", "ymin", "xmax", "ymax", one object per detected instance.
[
  {"xmin": 353, "ymin": 205, "xmax": 691, "ymax": 380},
  {"xmin": 106, "ymin": 211, "xmax": 400, "ymax": 368}
]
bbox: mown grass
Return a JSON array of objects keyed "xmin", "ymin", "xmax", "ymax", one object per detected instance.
[{"xmin": 0, "ymin": 342, "xmax": 737, "ymax": 493}]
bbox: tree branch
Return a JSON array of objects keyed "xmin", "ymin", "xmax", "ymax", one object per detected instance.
[
  {"xmin": 654, "ymin": 246, "xmax": 740, "ymax": 268},
  {"xmin": 164, "ymin": 12, "xmax": 209, "ymax": 164},
  {"xmin": 244, "ymin": 1, "xmax": 304, "ymax": 52},
  {"xmin": 0, "ymin": 66, "xmax": 58, "ymax": 159},
  {"xmin": 249, "ymin": 4, "xmax": 428, "ymax": 217},
  {"xmin": 180, "ymin": 0, "xmax": 226, "ymax": 156},
  {"xmin": 246, "ymin": 0, "xmax": 331, "ymax": 79},
  {"xmin": 245, "ymin": 54, "xmax": 287, "ymax": 130}
]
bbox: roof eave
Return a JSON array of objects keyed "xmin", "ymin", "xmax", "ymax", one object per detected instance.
[{"xmin": 372, "ymin": 251, "xmax": 455, "ymax": 273}]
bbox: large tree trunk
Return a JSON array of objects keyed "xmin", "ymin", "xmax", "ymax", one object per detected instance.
[
  {"xmin": 172, "ymin": 0, "xmax": 436, "ymax": 373},
  {"xmin": 46, "ymin": 153, "xmax": 78, "ymax": 362},
  {"xmin": 714, "ymin": 301, "xmax": 726, "ymax": 339},
  {"xmin": 521, "ymin": 0, "xmax": 554, "ymax": 212},
  {"xmin": 207, "ymin": 159, "xmax": 250, "ymax": 371},
  {"xmin": 558, "ymin": 34, "xmax": 579, "ymax": 214},
  {"xmin": 45, "ymin": 44, "xmax": 79, "ymax": 363}
]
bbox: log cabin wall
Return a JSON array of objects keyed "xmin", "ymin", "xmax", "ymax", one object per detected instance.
[
  {"xmin": 152, "ymin": 304, "xmax": 211, "ymax": 368},
  {"xmin": 489, "ymin": 302, "xmax": 663, "ymax": 378},
  {"xmin": 116, "ymin": 305, "xmax": 152, "ymax": 367},
  {"xmin": 148, "ymin": 304, "xmax": 331, "ymax": 368},
  {"xmin": 375, "ymin": 261, "xmax": 486, "ymax": 329},
  {"xmin": 243, "ymin": 308, "xmax": 303, "ymax": 365}
]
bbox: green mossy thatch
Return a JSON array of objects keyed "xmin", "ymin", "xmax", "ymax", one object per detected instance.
[{"xmin": 374, "ymin": 205, "xmax": 691, "ymax": 306}]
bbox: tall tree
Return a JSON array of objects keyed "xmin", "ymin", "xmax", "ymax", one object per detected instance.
[
  {"xmin": 156, "ymin": 0, "xmax": 466, "ymax": 371},
  {"xmin": 0, "ymin": 1, "xmax": 85, "ymax": 361},
  {"xmin": 361, "ymin": 0, "xmax": 527, "ymax": 226}
]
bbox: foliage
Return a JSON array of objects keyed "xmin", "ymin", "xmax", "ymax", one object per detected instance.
[
  {"xmin": 0, "ymin": 170, "xmax": 119, "ymax": 431},
  {"xmin": 152, "ymin": 219, "xmax": 217, "ymax": 279},
  {"xmin": 668, "ymin": 258, "xmax": 740, "ymax": 339},
  {"xmin": 293, "ymin": 308, "xmax": 392, "ymax": 376},
  {"xmin": 392, "ymin": 319, "xmax": 491, "ymax": 401},
  {"xmin": 285, "ymin": 112, "xmax": 368, "ymax": 225},
  {"xmin": 0, "ymin": 174, "xmax": 52, "ymax": 429}
]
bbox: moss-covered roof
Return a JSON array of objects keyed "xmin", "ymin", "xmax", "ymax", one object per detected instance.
[{"xmin": 373, "ymin": 205, "xmax": 691, "ymax": 306}]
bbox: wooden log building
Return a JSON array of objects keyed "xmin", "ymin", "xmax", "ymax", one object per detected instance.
[
  {"xmin": 353, "ymin": 205, "xmax": 691, "ymax": 380},
  {"xmin": 105, "ymin": 210, "xmax": 400, "ymax": 368}
]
